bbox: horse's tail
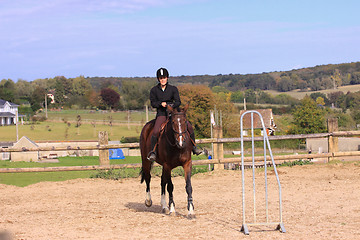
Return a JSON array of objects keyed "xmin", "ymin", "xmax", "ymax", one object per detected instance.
[
  {"xmin": 140, "ymin": 168, "xmax": 145, "ymax": 183},
  {"xmin": 139, "ymin": 119, "xmax": 155, "ymax": 184},
  {"xmin": 140, "ymin": 163, "xmax": 153, "ymax": 184}
]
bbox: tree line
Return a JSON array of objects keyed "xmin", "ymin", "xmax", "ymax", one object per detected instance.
[{"xmin": 85, "ymin": 62, "xmax": 360, "ymax": 92}]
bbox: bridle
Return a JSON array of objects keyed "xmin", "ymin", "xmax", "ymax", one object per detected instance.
[{"xmin": 165, "ymin": 112, "xmax": 188, "ymax": 147}]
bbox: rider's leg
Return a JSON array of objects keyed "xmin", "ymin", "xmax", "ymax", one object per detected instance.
[
  {"xmin": 187, "ymin": 121, "xmax": 202, "ymax": 155},
  {"xmin": 147, "ymin": 116, "xmax": 166, "ymax": 162}
]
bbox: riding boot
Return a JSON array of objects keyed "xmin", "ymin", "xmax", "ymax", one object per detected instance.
[
  {"xmin": 190, "ymin": 133, "xmax": 202, "ymax": 155},
  {"xmin": 147, "ymin": 136, "xmax": 158, "ymax": 162}
]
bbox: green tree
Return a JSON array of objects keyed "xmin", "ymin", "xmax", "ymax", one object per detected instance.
[
  {"xmin": 29, "ymin": 86, "xmax": 46, "ymax": 112},
  {"xmin": 15, "ymin": 79, "xmax": 33, "ymax": 103},
  {"xmin": 289, "ymin": 96, "xmax": 326, "ymax": 134},
  {"xmin": 230, "ymin": 90, "xmax": 244, "ymax": 103},
  {"xmin": 121, "ymin": 80, "xmax": 152, "ymax": 110},
  {"xmin": 53, "ymin": 76, "xmax": 72, "ymax": 106},
  {"xmin": 244, "ymin": 89, "xmax": 256, "ymax": 103},
  {"xmin": 72, "ymin": 76, "xmax": 92, "ymax": 96},
  {"xmin": 0, "ymin": 79, "xmax": 16, "ymax": 102}
]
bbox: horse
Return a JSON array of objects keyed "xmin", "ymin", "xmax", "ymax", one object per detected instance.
[{"xmin": 139, "ymin": 104, "xmax": 195, "ymax": 218}]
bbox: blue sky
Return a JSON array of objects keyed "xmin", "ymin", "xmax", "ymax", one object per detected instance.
[{"xmin": 1, "ymin": 0, "xmax": 359, "ymax": 81}]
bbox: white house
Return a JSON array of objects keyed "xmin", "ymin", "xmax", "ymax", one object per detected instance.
[{"xmin": 0, "ymin": 99, "xmax": 19, "ymax": 125}]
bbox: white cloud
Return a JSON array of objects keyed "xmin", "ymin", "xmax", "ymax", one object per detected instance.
[{"xmin": 0, "ymin": 0, "xmax": 203, "ymax": 19}]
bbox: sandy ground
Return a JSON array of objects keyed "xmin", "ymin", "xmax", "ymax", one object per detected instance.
[{"xmin": 1, "ymin": 162, "xmax": 360, "ymax": 240}]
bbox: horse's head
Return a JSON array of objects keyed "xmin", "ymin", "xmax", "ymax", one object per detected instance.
[{"xmin": 167, "ymin": 104, "xmax": 189, "ymax": 149}]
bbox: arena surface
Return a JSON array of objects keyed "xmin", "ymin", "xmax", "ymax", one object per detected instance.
[{"xmin": 1, "ymin": 162, "xmax": 360, "ymax": 239}]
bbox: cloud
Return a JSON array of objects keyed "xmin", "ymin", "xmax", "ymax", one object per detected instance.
[{"xmin": 0, "ymin": 0, "xmax": 202, "ymax": 19}]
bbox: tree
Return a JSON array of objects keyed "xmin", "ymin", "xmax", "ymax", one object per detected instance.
[
  {"xmin": 15, "ymin": 79, "xmax": 33, "ymax": 102},
  {"xmin": 0, "ymin": 79, "xmax": 16, "ymax": 102},
  {"xmin": 230, "ymin": 90, "xmax": 244, "ymax": 103},
  {"xmin": 100, "ymin": 88, "xmax": 120, "ymax": 109},
  {"xmin": 53, "ymin": 76, "xmax": 72, "ymax": 106},
  {"xmin": 244, "ymin": 89, "xmax": 256, "ymax": 103},
  {"xmin": 121, "ymin": 80, "xmax": 152, "ymax": 109},
  {"xmin": 310, "ymin": 92, "xmax": 329, "ymax": 105},
  {"xmin": 277, "ymin": 76, "xmax": 294, "ymax": 92},
  {"xmin": 178, "ymin": 84, "xmax": 238, "ymax": 138},
  {"xmin": 330, "ymin": 69, "xmax": 342, "ymax": 89},
  {"xmin": 316, "ymin": 97, "xmax": 325, "ymax": 106},
  {"xmin": 289, "ymin": 96, "xmax": 326, "ymax": 134},
  {"xmin": 72, "ymin": 76, "xmax": 92, "ymax": 96},
  {"xmin": 29, "ymin": 86, "xmax": 46, "ymax": 112},
  {"xmin": 178, "ymin": 84, "xmax": 215, "ymax": 137},
  {"xmin": 327, "ymin": 91, "xmax": 344, "ymax": 107}
]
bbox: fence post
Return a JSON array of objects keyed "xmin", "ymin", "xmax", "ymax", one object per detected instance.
[
  {"xmin": 98, "ymin": 131, "xmax": 110, "ymax": 166},
  {"xmin": 213, "ymin": 126, "xmax": 224, "ymax": 170},
  {"xmin": 327, "ymin": 118, "xmax": 338, "ymax": 162}
]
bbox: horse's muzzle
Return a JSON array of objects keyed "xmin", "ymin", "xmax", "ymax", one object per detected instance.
[{"xmin": 176, "ymin": 135, "xmax": 187, "ymax": 149}]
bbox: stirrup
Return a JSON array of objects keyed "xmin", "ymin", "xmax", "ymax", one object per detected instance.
[
  {"xmin": 147, "ymin": 152, "xmax": 156, "ymax": 162},
  {"xmin": 192, "ymin": 146, "xmax": 202, "ymax": 155}
]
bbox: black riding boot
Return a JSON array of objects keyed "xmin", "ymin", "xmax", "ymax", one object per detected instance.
[
  {"xmin": 190, "ymin": 133, "xmax": 202, "ymax": 155},
  {"xmin": 147, "ymin": 136, "xmax": 158, "ymax": 162}
]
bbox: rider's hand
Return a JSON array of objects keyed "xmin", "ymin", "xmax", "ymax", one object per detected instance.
[{"xmin": 161, "ymin": 102, "xmax": 167, "ymax": 107}]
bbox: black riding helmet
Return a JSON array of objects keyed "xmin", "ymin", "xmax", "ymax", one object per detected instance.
[{"xmin": 156, "ymin": 67, "xmax": 169, "ymax": 80}]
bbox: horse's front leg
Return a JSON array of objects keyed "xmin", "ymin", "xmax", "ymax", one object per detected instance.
[{"xmin": 184, "ymin": 162, "xmax": 195, "ymax": 218}]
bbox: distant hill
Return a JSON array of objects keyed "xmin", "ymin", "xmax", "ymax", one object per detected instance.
[
  {"xmin": 265, "ymin": 83, "xmax": 360, "ymax": 100},
  {"xmin": 87, "ymin": 61, "xmax": 360, "ymax": 92}
]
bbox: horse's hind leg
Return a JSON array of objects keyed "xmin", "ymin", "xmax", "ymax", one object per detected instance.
[
  {"xmin": 142, "ymin": 163, "xmax": 152, "ymax": 207},
  {"xmin": 184, "ymin": 162, "xmax": 195, "ymax": 218},
  {"xmin": 161, "ymin": 166, "xmax": 175, "ymax": 215}
]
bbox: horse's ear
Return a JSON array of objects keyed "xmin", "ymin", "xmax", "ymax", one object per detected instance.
[
  {"xmin": 183, "ymin": 103, "xmax": 190, "ymax": 113},
  {"xmin": 167, "ymin": 104, "xmax": 174, "ymax": 112}
]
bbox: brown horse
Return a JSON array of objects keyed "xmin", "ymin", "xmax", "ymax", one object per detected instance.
[{"xmin": 140, "ymin": 104, "xmax": 195, "ymax": 217}]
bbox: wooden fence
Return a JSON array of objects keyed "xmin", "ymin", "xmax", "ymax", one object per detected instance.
[{"xmin": 1, "ymin": 118, "xmax": 360, "ymax": 173}]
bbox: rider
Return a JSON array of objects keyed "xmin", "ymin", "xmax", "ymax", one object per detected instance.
[{"xmin": 147, "ymin": 67, "xmax": 202, "ymax": 162}]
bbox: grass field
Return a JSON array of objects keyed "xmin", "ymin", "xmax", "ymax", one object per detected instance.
[
  {"xmin": 0, "ymin": 120, "xmax": 144, "ymax": 142},
  {"xmin": 0, "ymin": 110, "xmax": 158, "ymax": 142},
  {"xmin": 37, "ymin": 109, "xmax": 156, "ymax": 123},
  {"xmin": 265, "ymin": 84, "xmax": 360, "ymax": 99}
]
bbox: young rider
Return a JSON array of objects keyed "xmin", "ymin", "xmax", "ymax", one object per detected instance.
[{"xmin": 147, "ymin": 67, "xmax": 202, "ymax": 162}]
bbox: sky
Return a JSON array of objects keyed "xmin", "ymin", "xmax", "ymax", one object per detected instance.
[{"xmin": 1, "ymin": 0, "xmax": 360, "ymax": 81}]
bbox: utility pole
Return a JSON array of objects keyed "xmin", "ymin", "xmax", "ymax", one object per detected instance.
[
  {"xmin": 145, "ymin": 105, "xmax": 149, "ymax": 122},
  {"xmin": 45, "ymin": 94, "xmax": 48, "ymax": 119},
  {"xmin": 16, "ymin": 110, "xmax": 18, "ymax": 141}
]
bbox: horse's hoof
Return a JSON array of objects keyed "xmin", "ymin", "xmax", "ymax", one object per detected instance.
[
  {"xmin": 187, "ymin": 203, "xmax": 195, "ymax": 219},
  {"xmin": 169, "ymin": 203, "xmax": 176, "ymax": 215},
  {"xmin": 162, "ymin": 207, "xmax": 170, "ymax": 214},
  {"xmin": 145, "ymin": 199, "xmax": 152, "ymax": 207}
]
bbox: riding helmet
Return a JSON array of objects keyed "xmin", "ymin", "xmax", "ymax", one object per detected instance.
[{"xmin": 156, "ymin": 67, "xmax": 169, "ymax": 80}]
